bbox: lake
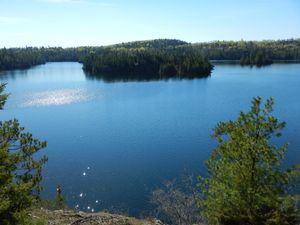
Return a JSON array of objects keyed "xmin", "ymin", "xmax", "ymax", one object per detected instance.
[{"xmin": 0, "ymin": 62, "xmax": 299, "ymax": 215}]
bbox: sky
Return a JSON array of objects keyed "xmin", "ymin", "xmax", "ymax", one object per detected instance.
[{"xmin": 0, "ymin": 0, "xmax": 300, "ymax": 47}]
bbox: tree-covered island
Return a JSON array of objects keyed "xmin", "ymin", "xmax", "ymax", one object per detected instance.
[{"xmin": 82, "ymin": 45, "xmax": 213, "ymax": 81}]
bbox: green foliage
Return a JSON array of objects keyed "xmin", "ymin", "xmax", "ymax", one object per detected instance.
[
  {"xmin": 82, "ymin": 45, "xmax": 213, "ymax": 80},
  {"xmin": 55, "ymin": 185, "xmax": 65, "ymax": 209},
  {"xmin": 0, "ymin": 84, "xmax": 48, "ymax": 225},
  {"xmin": 0, "ymin": 83, "xmax": 8, "ymax": 109},
  {"xmin": 1, "ymin": 39, "xmax": 299, "ymax": 73},
  {"xmin": 194, "ymin": 39, "xmax": 300, "ymax": 66},
  {"xmin": 0, "ymin": 47, "xmax": 89, "ymax": 71},
  {"xmin": 198, "ymin": 97, "xmax": 300, "ymax": 225},
  {"xmin": 111, "ymin": 39, "xmax": 188, "ymax": 49},
  {"xmin": 240, "ymin": 51, "xmax": 273, "ymax": 66},
  {"xmin": 0, "ymin": 47, "xmax": 46, "ymax": 71}
]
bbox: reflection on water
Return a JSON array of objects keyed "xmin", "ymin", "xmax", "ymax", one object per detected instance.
[
  {"xmin": 84, "ymin": 70, "xmax": 211, "ymax": 82},
  {"xmin": 20, "ymin": 88, "xmax": 94, "ymax": 107},
  {"xmin": 0, "ymin": 68, "xmax": 29, "ymax": 80}
]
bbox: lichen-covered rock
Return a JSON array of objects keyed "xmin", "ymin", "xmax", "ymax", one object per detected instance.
[{"xmin": 31, "ymin": 209, "xmax": 166, "ymax": 225}]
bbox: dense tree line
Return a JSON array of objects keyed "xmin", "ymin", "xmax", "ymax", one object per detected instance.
[
  {"xmin": 240, "ymin": 52, "xmax": 273, "ymax": 66},
  {"xmin": 82, "ymin": 45, "xmax": 213, "ymax": 81},
  {"xmin": 111, "ymin": 39, "xmax": 187, "ymax": 49},
  {"xmin": 194, "ymin": 39, "xmax": 300, "ymax": 66},
  {"xmin": 0, "ymin": 47, "xmax": 46, "ymax": 71},
  {"xmin": 0, "ymin": 47, "xmax": 91, "ymax": 71},
  {"xmin": 0, "ymin": 39, "xmax": 299, "ymax": 74},
  {"xmin": 41, "ymin": 47, "xmax": 94, "ymax": 62}
]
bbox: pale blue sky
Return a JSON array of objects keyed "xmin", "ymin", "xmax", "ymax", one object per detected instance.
[{"xmin": 0, "ymin": 0, "xmax": 299, "ymax": 47}]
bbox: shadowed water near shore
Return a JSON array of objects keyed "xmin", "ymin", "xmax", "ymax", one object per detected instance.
[{"xmin": 0, "ymin": 62, "xmax": 299, "ymax": 216}]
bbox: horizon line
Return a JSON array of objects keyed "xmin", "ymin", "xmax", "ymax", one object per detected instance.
[{"xmin": 1, "ymin": 37, "xmax": 300, "ymax": 49}]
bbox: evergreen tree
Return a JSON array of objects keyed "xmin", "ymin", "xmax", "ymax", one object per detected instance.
[
  {"xmin": 0, "ymin": 83, "xmax": 48, "ymax": 225},
  {"xmin": 0, "ymin": 83, "xmax": 8, "ymax": 109},
  {"xmin": 199, "ymin": 97, "xmax": 300, "ymax": 225},
  {"xmin": 55, "ymin": 185, "xmax": 65, "ymax": 209}
]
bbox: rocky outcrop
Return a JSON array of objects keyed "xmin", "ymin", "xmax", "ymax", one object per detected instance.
[{"xmin": 32, "ymin": 209, "xmax": 165, "ymax": 225}]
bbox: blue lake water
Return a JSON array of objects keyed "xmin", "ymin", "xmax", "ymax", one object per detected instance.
[{"xmin": 0, "ymin": 62, "xmax": 299, "ymax": 215}]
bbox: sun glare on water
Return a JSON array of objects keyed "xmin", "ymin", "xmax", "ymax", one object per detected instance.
[{"xmin": 20, "ymin": 88, "xmax": 94, "ymax": 107}]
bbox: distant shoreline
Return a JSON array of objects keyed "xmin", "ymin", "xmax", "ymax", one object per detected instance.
[
  {"xmin": 210, "ymin": 59, "xmax": 300, "ymax": 62},
  {"xmin": 1, "ymin": 39, "xmax": 300, "ymax": 72}
]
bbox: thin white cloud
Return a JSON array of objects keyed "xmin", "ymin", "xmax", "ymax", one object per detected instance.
[
  {"xmin": 0, "ymin": 16, "xmax": 31, "ymax": 24},
  {"xmin": 40, "ymin": 0, "xmax": 115, "ymax": 6},
  {"xmin": 41, "ymin": 0, "xmax": 89, "ymax": 4}
]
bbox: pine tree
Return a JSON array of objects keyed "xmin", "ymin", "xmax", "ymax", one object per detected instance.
[
  {"xmin": 0, "ymin": 83, "xmax": 48, "ymax": 225},
  {"xmin": 55, "ymin": 185, "xmax": 65, "ymax": 209},
  {"xmin": 199, "ymin": 97, "xmax": 300, "ymax": 225},
  {"xmin": 0, "ymin": 83, "xmax": 8, "ymax": 109}
]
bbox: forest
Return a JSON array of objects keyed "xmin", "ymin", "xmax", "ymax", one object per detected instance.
[
  {"xmin": 0, "ymin": 39, "xmax": 300, "ymax": 76},
  {"xmin": 194, "ymin": 39, "xmax": 300, "ymax": 66},
  {"xmin": 0, "ymin": 47, "xmax": 90, "ymax": 71},
  {"xmin": 82, "ymin": 45, "xmax": 213, "ymax": 80}
]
